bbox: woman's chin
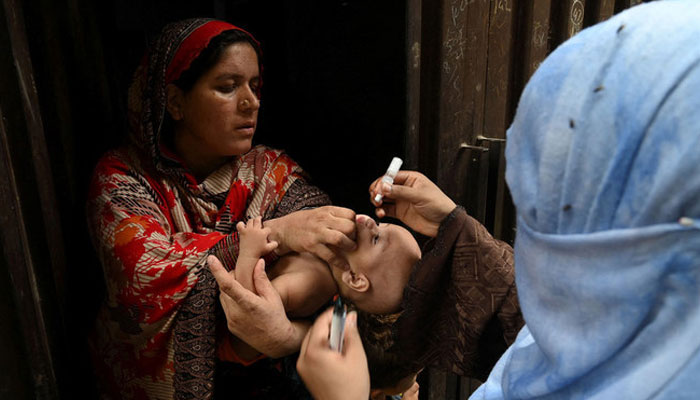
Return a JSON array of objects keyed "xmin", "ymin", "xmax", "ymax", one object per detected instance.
[{"xmin": 226, "ymin": 140, "xmax": 253, "ymax": 156}]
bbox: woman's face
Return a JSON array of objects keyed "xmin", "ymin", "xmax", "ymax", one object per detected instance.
[{"xmin": 171, "ymin": 42, "xmax": 260, "ymax": 166}]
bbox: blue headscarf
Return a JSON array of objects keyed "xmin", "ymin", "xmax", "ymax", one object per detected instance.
[{"xmin": 471, "ymin": 1, "xmax": 700, "ymax": 399}]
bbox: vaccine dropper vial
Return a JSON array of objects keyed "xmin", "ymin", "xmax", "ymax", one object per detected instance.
[{"xmin": 374, "ymin": 157, "xmax": 403, "ymax": 203}]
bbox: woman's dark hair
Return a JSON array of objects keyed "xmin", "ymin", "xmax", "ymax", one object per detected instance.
[{"xmin": 173, "ymin": 28, "xmax": 262, "ymax": 92}]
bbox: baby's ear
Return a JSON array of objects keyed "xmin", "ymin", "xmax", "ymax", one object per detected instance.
[{"xmin": 341, "ymin": 270, "xmax": 370, "ymax": 293}]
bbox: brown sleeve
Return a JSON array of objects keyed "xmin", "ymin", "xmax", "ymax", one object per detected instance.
[{"xmin": 394, "ymin": 206, "xmax": 524, "ymax": 379}]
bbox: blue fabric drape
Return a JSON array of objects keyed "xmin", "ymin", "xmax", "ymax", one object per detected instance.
[{"xmin": 472, "ymin": 1, "xmax": 700, "ymax": 398}]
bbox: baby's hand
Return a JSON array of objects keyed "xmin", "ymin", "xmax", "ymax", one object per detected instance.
[{"xmin": 237, "ymin": 216, "xmax": 279, "ymax": 259}]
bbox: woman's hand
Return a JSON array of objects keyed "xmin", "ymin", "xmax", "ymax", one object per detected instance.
[
  {"xmin": 401, "ymin": 381, "xmax": 420, "ymax": 400},
  {"xmin": 264, "ymin": 206, "xmax": 357, "ymax": 270},
  {"xmin": 369, "ymin": 170, "xmax": 456, "ymax": 237},
  {"xmin": 208, "ymin": 255, "xmax": 301, "ymax": 358},
  {"xmin": 296, "ymin": 308, "xmax": 370, "ymax": 400}
]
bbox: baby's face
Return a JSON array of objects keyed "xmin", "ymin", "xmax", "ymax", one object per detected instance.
[
  {"xmin": 341, "ymin": 214, "xmax": 421, "ymax": 310},
  {"xmin": 347, "ymin": 215, "xmax": 420, "ymax": 274}
]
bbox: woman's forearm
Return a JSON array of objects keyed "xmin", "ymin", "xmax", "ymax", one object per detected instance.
[
  {"xmin": 225, "ymin": 319, "xmax": 310, "ymax": 361},
  {"xmin": 263, "ymin": 319, "xmax": 312, "ymax": 358},
  {"xmin": 288, "ymin": 319, "xmax": 313, "ymax": 353}
]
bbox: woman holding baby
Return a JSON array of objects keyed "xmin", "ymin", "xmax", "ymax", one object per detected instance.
[
  {"xmin": 87, "ymin": 16, "xmax": 521, "ymax": 400},
  {"xmin": 86, "ymin": 19, "xmax": 359, "ymax": 399}
]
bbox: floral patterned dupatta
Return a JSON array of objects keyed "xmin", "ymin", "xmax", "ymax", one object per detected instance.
[{"xmin": 87, "ymin": 18, "xmax": 328, "ymax": 399}]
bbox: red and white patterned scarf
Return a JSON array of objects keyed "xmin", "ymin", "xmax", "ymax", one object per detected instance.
[{"xmin": 87, "ymin": 19, "xmax": 328, "ymax": 399}]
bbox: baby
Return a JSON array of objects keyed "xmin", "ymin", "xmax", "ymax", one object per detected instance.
[
  {"xmin": 234, "ymin": 213, "xmax": 422, "ymax": 316},
  {"xmin": 222, "ymin": 214, "xmax": 421, "ymax": 363},
  {"xmin": 329, "ymin": 214, "xmax": 422, "ymax": 314}
]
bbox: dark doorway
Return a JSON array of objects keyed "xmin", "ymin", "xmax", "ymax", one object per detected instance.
[{"xmin": 4, "ymin": 1, "xmax": 407, "ymax": 398}]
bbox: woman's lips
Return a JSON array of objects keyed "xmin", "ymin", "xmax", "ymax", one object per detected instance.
[{"xmin": 235, "ymin": 123, "xmax": 256, "ymax": 136}]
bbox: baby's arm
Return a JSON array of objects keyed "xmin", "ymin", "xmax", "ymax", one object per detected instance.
[
  {"xmin": 224, "ymin": 251, "xmax": 333, "ymax": 363},
  {"xmin": 268, "ymin": 252, "xmax": 338, "ymax": 317},
  {"xmin": 235, "ymin": 217, "xmax": 278, "ymax": 293}
]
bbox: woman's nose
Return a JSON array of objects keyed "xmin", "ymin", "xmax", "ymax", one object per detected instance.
[{"xmin": 238, "ymin": 88, "xmax": 260, "ymax": 112}]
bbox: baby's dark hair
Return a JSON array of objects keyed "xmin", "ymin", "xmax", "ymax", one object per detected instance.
[
  {"xmin": 173, "ymin": 28, "xmax": 262, "ymax": 93},
  {"xmin": 354, "ymin": 307, "xmax": 418, "ymax": 390}
]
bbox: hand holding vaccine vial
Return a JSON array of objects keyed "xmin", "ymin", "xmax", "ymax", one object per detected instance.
[
  {"xmin": 374, "ymin": 157, "xmax": 403, "ymax": 204},
  {"xmin": 329, "ymin": 297, "xmax": 346, "ymax": 352}
]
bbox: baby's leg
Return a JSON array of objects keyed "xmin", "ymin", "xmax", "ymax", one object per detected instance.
[{"xmin": 268, "ymin": 253, "xmax": 337, "ymax": 318}]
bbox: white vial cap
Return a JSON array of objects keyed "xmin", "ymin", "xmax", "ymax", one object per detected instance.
[
  {"xmin": 386, "ymin": 157, "xmax": 403, "ymax": 178},
  {"xmin": 374, "ymin": 157, "xmax": 403, "ymax": 203},
  {"xmin": 679, "ymin": 217, "xmax": 694, "ymax": 226}
]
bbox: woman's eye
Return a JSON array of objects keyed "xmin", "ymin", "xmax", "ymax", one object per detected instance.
[{"xmin": 218, "ymin": 84, "xmax": 236, "ymax": 93}]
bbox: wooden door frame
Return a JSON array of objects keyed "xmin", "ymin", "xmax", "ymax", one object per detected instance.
[
  {"xmin": 1, "ymin": 0, "xmax": 68, "ymax": 397},
  {"xmin": 404, "ymin": 0, "xmax": 647, "ymax": 397}
]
